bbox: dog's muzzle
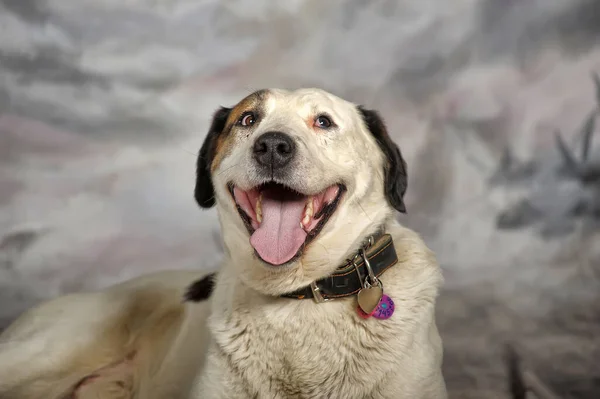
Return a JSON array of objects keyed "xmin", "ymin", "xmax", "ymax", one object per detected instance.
[{"xmin": 252, "ymin": 131, "xmax": 296, "ymax": 175}]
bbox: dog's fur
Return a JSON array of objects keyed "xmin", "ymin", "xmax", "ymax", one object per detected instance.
[
  {"xmin": 0, "ymin": 270, "xmax": 213, "ymax": 398},
  {"xmin": 0, "ymin": 88, "xmax": 446, "ymax": 399}
]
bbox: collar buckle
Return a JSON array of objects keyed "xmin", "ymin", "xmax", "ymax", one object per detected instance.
[{"xmin": 310, "ymin": 281, "xmax": 330, "ymax": 303}]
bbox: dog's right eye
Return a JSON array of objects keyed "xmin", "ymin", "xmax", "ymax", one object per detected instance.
[
  {"xmin": 314, "ymin": 115, "xmax": 333, "ymax": 129},
  {"xmin": 239, "ymin": 112, "xmax": 256, "ymax": 127}
]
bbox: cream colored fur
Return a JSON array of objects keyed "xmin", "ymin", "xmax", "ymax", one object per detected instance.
[
  {"xmin": 0, "ymin": 270, "xmax": 213, "ymax": 399},
  {"xmin": 0, "ymin": 88, "xmax": 446, "ymax": 399},
  {"xmin": 193, "ymin": 221, "xmax": 445, "ymax": 399}
]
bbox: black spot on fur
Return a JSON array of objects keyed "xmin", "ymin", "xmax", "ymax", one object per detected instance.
[
  {"xmin": 184, "ymin": 273, "xmax": 216, "ymax": 302},
  {"xmin": 357, "ymin": 106, "xmax": 408, "ymax": 213},
  {"xmin": 195, "ymin": 107, "xmax": 232, "ymax": 208}
]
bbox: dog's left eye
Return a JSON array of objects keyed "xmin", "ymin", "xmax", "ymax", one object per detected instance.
[{"xmin": 314, "ymin": 115, "xmax": 333, "ymax": 129}]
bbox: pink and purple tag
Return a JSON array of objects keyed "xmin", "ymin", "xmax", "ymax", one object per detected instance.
[
  {"xmin": 356, "ymin": 294, "xmax": 395, "ymax": 320},
  {"xmin": 372, "ymin": 294, "xmax": 395, "ymax": 320}
]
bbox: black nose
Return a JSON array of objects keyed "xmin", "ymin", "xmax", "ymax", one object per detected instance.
[{"xmin": 253, "ymin": 132, "xmax": 296, "ymax": 170}]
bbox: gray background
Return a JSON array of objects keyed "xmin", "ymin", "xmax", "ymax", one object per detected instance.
[{"xmin": 1, "ymin": 0, "xmax": 599, "ymax": 397}]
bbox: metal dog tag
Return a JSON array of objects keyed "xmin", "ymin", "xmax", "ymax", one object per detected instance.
[{"xmin": 357, "ymin": 285, "xmax": 383, "ymax": 315}]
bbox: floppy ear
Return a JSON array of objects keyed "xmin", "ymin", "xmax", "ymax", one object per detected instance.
[
  {"xmin": 357, "ymin": 106, "xmax": 408, "ymax": 213},
  {"xmin": 195, "ymin": 107, "xmax": 232, "ymax": 208}
]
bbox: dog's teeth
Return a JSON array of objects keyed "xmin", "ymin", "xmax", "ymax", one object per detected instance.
[
  {"xmin": 302, "ymin": 197, "xmax": 314, "ymax": 228},
  {"xmin": 306, "ymin": 197, "xmax": 314, "ymax": 216},
  {"xmin": 302, "ymin": 214, "xmax": 310, "ymax": 227},
  {"xmin": 255, "ymin": 193, "xmax": 263, "ymax": 223}
]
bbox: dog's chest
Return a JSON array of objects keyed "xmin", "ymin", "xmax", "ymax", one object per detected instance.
[{"xmin": 211, "ymin": 302, "xmax": 404, "ymax": 398}]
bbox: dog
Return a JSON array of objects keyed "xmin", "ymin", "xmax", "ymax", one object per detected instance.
[{"xmin": 0, "ymin": 88, "xmax": 446, "ymax": 399}]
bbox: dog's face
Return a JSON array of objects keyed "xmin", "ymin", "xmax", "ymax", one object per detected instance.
[{"xmin": 195, "ymin": 89, "xmax": 407, "ymax": 295}]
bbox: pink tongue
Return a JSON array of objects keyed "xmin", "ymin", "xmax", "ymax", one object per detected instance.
[{"xmin": 250, "ymin": 191, "xmax": 307, "ymax": 265}]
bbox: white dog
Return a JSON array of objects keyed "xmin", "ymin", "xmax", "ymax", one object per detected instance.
[{"xmin": 0, "ymin": 88, "xmax": 446, "ymax": 399}]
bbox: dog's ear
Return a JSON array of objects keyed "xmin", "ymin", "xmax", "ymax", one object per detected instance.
[
  {"xmin": 358, "ymin": 106, "xmax": 408, "ymax": 213},
  {"xmin": 195, "ymin": 107, "xmax": 232, "ymax": 208}
]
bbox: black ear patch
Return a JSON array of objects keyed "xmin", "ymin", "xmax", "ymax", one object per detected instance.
[
  {"xmin": 195, "ymin": 107, "xmax": 232, "ymax": 208},
  {"xmin": 357, "ymin": 106, "xmax": 408, "ymax": 213},
  {"xmin": 184, "ymin": 273, "xmax": 216, "ymax": 302}
]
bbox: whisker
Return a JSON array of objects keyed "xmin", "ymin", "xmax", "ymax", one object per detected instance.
[
  {"xmin": 178, "ymin": 146, "xmax": 198, "ymax": 157},
  {"xmin": 201, "ymin": 194, "xmax": 216, "ymax": 204},
  {"xmin": 354, "ymin": 198, "xmax": 373, "ymax": 222},
  {"xmin": 316, "ymin": 241, "xmax": 332, "ymax": 264},
  {"xmin": 214, "ymin": 162, "xmax": 242, "ymax": 178}
]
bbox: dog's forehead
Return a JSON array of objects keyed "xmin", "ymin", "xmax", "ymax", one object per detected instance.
[
  {"xmin": 268, "ymin": 88, "xmax": 356, "ymax": 116},
  {"xmin": 229, "ymin": 88, "xmax": 358, "ymax": 122}
]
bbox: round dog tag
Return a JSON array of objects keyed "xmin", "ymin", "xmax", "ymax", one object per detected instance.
[{"xmin": 373, "ymin": 294, "xmax": 395, "ymax": 320}]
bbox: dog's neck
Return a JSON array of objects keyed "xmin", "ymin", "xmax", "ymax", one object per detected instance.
[
  {"xmin": 185, "ymin": 224, "xmax": 402, "ymax": 305},
  {"xmin": 280, "ymin": 228, "xmax": 398, "ymax": 302}
]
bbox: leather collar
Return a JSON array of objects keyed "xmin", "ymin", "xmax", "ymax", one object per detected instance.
[{"xmin": 281, "ymin": 232, "xmax": 398, "ymax": 302}]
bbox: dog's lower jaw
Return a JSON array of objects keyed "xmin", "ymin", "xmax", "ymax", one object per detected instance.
[{"xmin": 195, "ymin": 221, "xmax": 447, "ymax": 399}]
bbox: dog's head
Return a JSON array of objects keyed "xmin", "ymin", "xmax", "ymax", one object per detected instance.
[{"xmin": 195, "ymin": 89, "xmax": 407, "ymax": 295}]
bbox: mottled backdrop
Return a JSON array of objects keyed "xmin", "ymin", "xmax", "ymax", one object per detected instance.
[{"xmin": 1, "ymin": 0, "xmax": 599, "ymax": 398}]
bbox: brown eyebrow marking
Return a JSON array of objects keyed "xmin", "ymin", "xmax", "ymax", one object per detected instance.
[
  {"xmin": 224, "ymin": 89, "xmax": 269, "ymax": 129},
  {"xmin": 210, "ymin": 89, "xmax": 270, "ymax": 172}
]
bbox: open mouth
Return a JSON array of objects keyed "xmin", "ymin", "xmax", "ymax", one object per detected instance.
[{"xmin": 229, "ymin": 182, "xmax": 346, "ymax": 266}]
